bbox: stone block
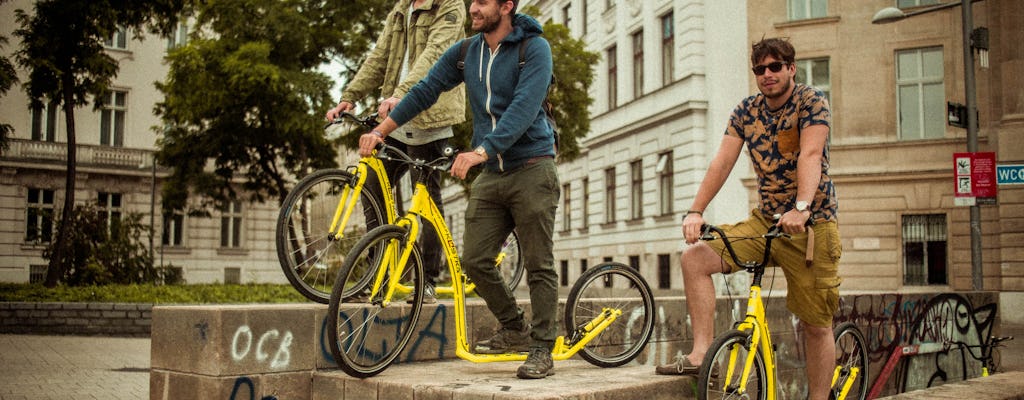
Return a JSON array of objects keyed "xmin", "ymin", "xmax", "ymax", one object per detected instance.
[
  {"xmin": 151, "ymin": 304, "xmax": 319, "ymax": 375},
  {"xmin": 150, "ymin": 369, "xmax": 312, "ymax": 400}
]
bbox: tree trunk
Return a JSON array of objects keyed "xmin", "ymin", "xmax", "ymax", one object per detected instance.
[{"xmin": 43, "ymin": 83, "xmax": 78, "ymax": 287}]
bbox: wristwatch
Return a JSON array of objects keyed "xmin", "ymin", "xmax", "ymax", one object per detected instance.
[
  {"xmin": 474, "ymin": 146, "xmax": 488, "ymax": 161},
  {"xmin": 795, "ymin": 201, "xmax": 810, "ymax": 213}
]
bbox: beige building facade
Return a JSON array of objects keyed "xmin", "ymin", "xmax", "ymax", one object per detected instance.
[{"xmin": 743, "ymin": 0, "xmax": 1023, "ymax": 300}]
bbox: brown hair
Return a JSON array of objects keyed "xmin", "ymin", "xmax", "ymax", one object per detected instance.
[{"xmin": 750, "ymin": 37, "xmax": 795, "ymax": 66}]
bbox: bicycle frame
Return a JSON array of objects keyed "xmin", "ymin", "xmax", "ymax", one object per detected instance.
[
  {"xmin": 327, "ymin": 155, "xmax": 397, "ymax": 242},
  {"xmin": 372, "ymin": 177, "xmax": 622, "ymax": 363},
  {"xmin": 720, "ymin": 282, "xmax": 779, "ymax": 399}
]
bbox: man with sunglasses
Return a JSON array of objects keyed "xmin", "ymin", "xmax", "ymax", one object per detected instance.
[{"xmin": 656, "ymin": 37, "xmax": 841, "ymax": 400}]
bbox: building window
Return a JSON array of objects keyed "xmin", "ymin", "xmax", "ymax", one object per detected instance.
[
  {"xmin": 25, "ymin": 188, "xmax": 55, "ymax": 243},
  {"xmin": 661, "ymin": 12, "xmax": 674, "ymax": 86},
  {"xmin": 221, "ymin": 200, "xmax": 244, "ymax": 248},
  {"xmin": 898, "ymin": 0, "xmax": 940, "ymax": 7},
  {"xmin": 97, "ymin": 192, "xmax": 123, "ymax": 236},
  {"xmin": 560, "ymin": 260, "xmax": 569, "ymax": 287},
  {"xmin": 607, "ymin": 46, "xmax": 617, "ymax": 109},
  {"xmin": 902, "ymin": 214, "xmax": 947, "ymax": 285},
  {"xmin": 603, "ymin": 256, "xmax": 614, "ymax": 287},
  {"xmin": 604, "ymin": 167, "xmax": 616, "ymax": 223},
  {"xmin": 224, "ymin": 267, "xmax": 241, "ymax": 284},
  {"xmin": 896, "ymin": 47, "xmax": 944, "ymax": 140},
  {"xmin": 581, "ymin": 177, "xmax": 590, "ymax": 229},
  {"xmin": 29, "ymin": 265, "xmax": 47, "ymax": 284},
  {"xmin": 104, "ymin": 27, "xmax": 127, "ymax": 50},
  {"xmin": 100, "ymin": 90, "xmax": 127, "ymax": 147},
  {"xmin": 632, "ymin": 30, "xmax": 644, "ymax": 99},
  {"xmin": 630, "ymin": 160, "xmax": 642, "ymax": 220},
  {"xmin": 562, "ymin": 3, "xmax": 572, "ymax": 28},
  {"xmin": 167, "ymin": 21, "xmax": 189, "ymax": 50},
  {"xmin": 605, "ymin": 0, "xmax": 613, "ymax": 11},
  {"xmin": 788, "ymin": 0, "xmax": 827, "ymax": 20},
  {"xmin": 657, "ymin": 253, "xmax": 671, "ymax": 289},
  {"xmin": 162, "ymin": 212, "xmax": 185, "ymax": 247},
  {"xmin": 795, "ymin": 58, "xmax": 831, "ymax": 103},
  {"xmin": 580, "ymin": 258, "xmax": 588, "ymax": 276},
  {"xmin": 562, "ymin": 183, "xmax": 572, "ymax": 231},
  {"xmin": 31, "ymin": 99, "xmax": 58, "ymax": 142},
  {"xmin": 657, "ymin": 152, "xmax": 673, "ymax": 215}
]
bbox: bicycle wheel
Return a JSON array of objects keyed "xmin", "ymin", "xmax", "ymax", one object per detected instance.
[
  {"xmin": 326, "ymin": 224, "xmax": 423, "ymax": 378},
  {"xmin": 497, "ymin": 230, "xmax": 525, "ymax": 291},
  {"xmin": 833, "ymin": 322, "xmax": 869, "ymax": 400},
  {"xmin": 276, "ymin": 169, "xmax": 386, "ymax": 303},
  {"xmin": 698, "ymin": 329, "xmax": 768, "ymax": 400},
  {"xmin": 564, "ymin": 261, "xmax": 654, "ymax": 367}
]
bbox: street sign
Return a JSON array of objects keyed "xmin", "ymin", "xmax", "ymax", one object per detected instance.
[
  {"xmin": 997, "ymin": 164, "xmax": 1024, "ymax": 185},
  {"xmin": 954, "ymin": 152, "xmax": 998, "ymax": 206}
]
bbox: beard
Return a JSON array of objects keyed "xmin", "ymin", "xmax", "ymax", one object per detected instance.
[
  {"xmin": 472, "ymin": 12, "xmax": 502, "ymax": 33},
  {"xmin": 759, "ymin": 77, "xmax": 792, "ymax": 100}
]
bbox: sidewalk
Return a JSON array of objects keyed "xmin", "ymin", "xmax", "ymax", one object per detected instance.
[{"xmin": 0, "ymin": 334, "xmax": 149, "ymax": 400}]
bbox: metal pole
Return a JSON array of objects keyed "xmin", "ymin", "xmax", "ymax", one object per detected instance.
[{"xmin": 962, "ymin": 0, "xmax": 983, "ymax": 290}]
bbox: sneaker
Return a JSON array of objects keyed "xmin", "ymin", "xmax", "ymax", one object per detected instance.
[
  {"xmin": 517, "ymin": 347, "xmax": 554, "ymax": 379},
  {"xmin": 474, "ymin": 325, "xmax": 530, "ymax": 354},
  {"xmin": 655, "ymin": 354, "xmax": 701, "ymax": 375},
  {"xmin": 407, "ymin": 283, "xmax": 437, "ymax": 304}
]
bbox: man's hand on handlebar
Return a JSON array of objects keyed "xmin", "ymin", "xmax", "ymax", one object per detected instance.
[
  {"xmin": 776, "ymin": 209, "xmax": 811, "ymax": 235},
  {"xmin": 326, "ymin": 101, "xmax": 354, "ymax": 121},
  {"xmin": 357, "ymin": 130, "xmax": 384, "ymax": 157},
  {"xmin": 681, "ymin": 212, "xmax": 705, "ymax": 244}
]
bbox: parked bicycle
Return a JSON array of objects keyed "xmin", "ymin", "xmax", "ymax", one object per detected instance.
[
  {"xmin": 695, "ymin": 223, "xmax": 868, "ymax": 400},
  {"xmin": 325, "ymin": 143, "xmax": 655, "ymax": 378},
  {"xmin": 275, "ymin": 112, "xmax": 524, "ymax": 303}
]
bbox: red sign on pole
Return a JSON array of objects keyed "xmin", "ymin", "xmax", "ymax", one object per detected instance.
[{"xmin": 954, "ymin": 152, "xmax": 998, "ymax": 206}]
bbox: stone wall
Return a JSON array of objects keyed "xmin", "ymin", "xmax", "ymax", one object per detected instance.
[{"xmin": 0, "ymin": 302, "xmax": 152, "ymax": 336}]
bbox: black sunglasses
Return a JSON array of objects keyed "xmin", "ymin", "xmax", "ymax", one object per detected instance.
[{"xmin": 752, "ymin": 61, "xmax": 788, "ymax": 76}]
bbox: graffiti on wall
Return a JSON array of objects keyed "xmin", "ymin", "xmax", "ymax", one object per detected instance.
[{"xmin": 837, "ymin": 292, "xmax": 997, "ymax": 396}]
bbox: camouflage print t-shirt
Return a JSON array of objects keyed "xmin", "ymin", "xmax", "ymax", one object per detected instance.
[{"xmin": 724, "ymin": 84, "xmax": 837, "ymax": 221}]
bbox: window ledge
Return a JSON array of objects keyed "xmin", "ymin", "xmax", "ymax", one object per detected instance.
[
  {"xmin": 774, "ymin": 15, "xmax": 840, "ymax": 29},
  {"xmin": 217, "ymin": 248, "xmax": 249, "ymax": 256},
  {"xmin": 160, "ymin": 247, "xmax": 192, "ymax": 255}
]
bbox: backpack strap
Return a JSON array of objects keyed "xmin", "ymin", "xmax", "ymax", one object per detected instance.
[
  {"xmin": 518, "ymin": 36, "xmax": 531, "ymax": 69},
  {"xmin": 456, "ymin": 37, "xmax": 471, "ymax": 70}
]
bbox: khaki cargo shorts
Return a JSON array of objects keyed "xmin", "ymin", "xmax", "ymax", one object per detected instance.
[{"xmin": 705, "ymin": 209, "xmax": 843, "ymax": 327}]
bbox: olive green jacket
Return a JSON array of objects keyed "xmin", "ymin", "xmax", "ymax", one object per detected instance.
[{"xmin": 341, "ymin": 0, "xmax": 466, "ymax": 131}]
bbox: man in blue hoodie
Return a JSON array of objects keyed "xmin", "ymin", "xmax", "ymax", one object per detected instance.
[{"xmin": 356, "ymin": 0, "xmax": 559, "ymax": 380}]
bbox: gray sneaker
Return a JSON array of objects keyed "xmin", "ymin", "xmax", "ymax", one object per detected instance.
[
  {"xmin": 517, "ymin": 347, "xmax": 554, "ymax": 379},
  {"xmin": 408, "ymin": 283, "xmax": 437, "ymax": 304},
  {"xmin": 474, "ymin": 325, "xmax": 530, "ymax": 354}
]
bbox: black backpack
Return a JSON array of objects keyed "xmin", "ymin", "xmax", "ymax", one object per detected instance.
[{"xmin": 456, "ymin": 36, "xmax": 560, "ymax": 153}]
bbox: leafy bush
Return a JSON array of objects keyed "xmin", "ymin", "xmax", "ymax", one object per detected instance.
[{"xmin": 0, "ymin": 283, "xmax": 309, "ymax": 304}]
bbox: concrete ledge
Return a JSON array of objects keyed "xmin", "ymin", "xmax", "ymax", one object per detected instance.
[{"xmin": 878, "ymin": 371, "xmax": 1024, "ymax": 400}]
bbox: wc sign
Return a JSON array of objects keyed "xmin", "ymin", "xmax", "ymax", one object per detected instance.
[
  {"xmin": 998, "ymin": 164, "xmax": 1024, "ymax": 185},
  {"xmin": 954, "ymin": 152, "xmax": 997, "ymax": 206}
]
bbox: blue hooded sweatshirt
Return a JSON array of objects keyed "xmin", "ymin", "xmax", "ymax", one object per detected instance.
[{"xmin": 388, "ymin": 14, "xmax": 555, "ymax": 172}]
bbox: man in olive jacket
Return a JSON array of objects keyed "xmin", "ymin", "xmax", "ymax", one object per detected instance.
[{"xmin": 326, "ymin": 0, "xmax": 466, "ymax": 302}]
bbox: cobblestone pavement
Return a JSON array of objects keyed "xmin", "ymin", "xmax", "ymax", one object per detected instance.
[{"xmin": 0, "ymin": 334, "xmax": 149, "ymax": 400}]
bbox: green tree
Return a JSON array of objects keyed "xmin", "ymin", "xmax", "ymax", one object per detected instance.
[
  {"xmin": 42, "ymin": 204, "xmax": 163, "ymax": 286},
  {"xmin": 155, "ymin": 0, "xmax": 390, "ymax": 215},
  {"xmin": 13, "ymin": 0, "xmax": 189, "ymax": 287},
  {"xmin": 0, "ymin": 1, "xmax": 16, "ymax": 153}
]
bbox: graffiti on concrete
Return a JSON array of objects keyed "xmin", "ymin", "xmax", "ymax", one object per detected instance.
[
  {"xmin": 231, "ymin": 325, "xmax": 294, "ymax": 370},
  {"xmin": 404, "ymin": 304, "xmax": 450, "ymax": 362},
  {"xmin": 228, "ymin": 376, "xmax": 277, "ymax": 400}
]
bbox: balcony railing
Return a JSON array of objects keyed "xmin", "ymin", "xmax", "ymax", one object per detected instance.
[{"xmin": 2, "ymin": 139, "xmax": 154, "ymax": 169}]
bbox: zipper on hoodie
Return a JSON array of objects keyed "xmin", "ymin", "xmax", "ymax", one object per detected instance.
[{"xmin": 481, "ymin": 41, "xmax": 505, "ymax": 171}]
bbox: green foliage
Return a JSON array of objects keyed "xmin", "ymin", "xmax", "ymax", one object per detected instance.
[
  {"xmin": 0, "ymin": 283, "xmax": 308, "ymax": 304},
  {"xmin": 0, "ymin": 8, "xmax": 15, "ymax": 153},
  {"xmin": 155, "ymin": 0, "xmax": 391, "ymax": 214},
  {"xmin": 42, "ymin": 204, "xmax": 173, "ymax": 286}
]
